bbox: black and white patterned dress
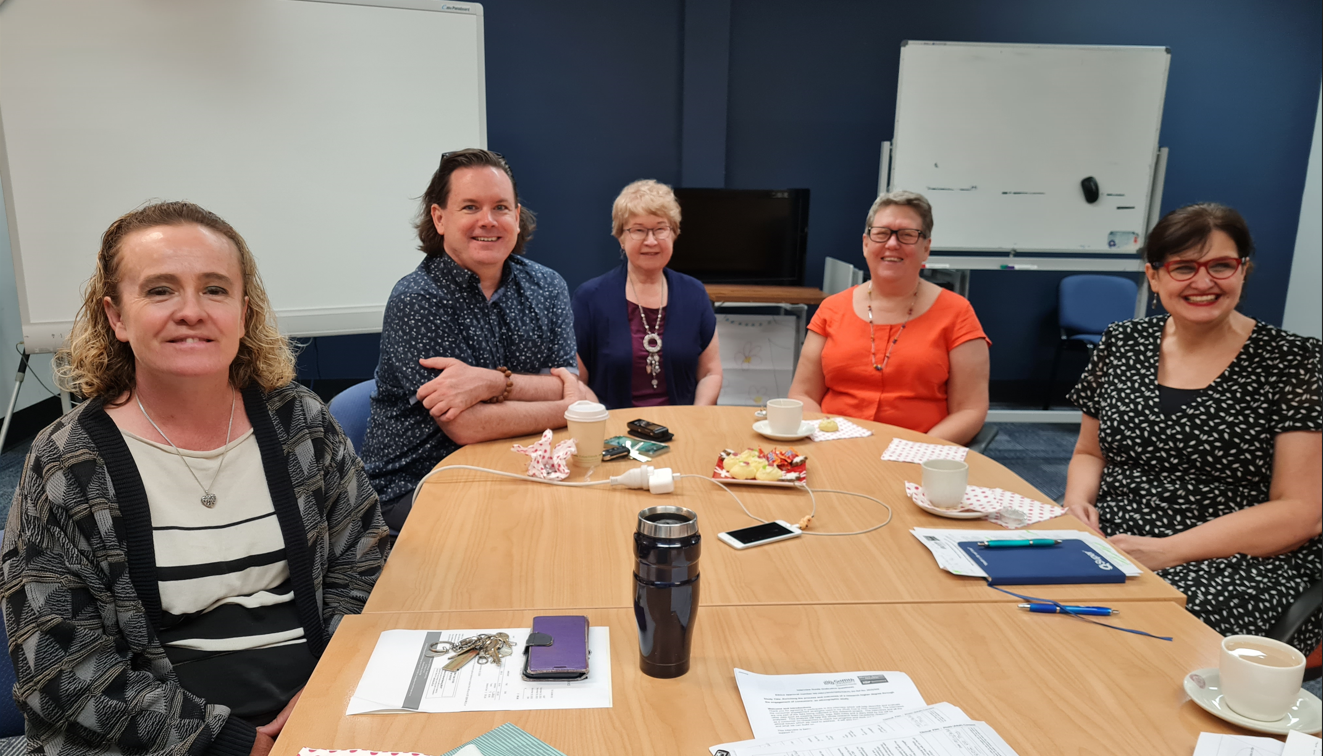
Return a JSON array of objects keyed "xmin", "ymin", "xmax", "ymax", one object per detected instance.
[{"xmin": 1069, "ymin": 317, "xmax": 1322, "ymax": 653}]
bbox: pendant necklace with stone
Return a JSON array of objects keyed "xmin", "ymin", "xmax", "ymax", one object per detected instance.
[
  {"xmin": 136, "ymin": 387, "xmax": 236, "ymax": 508},
  {"xmin": 629, "ymin": 273, "xmax": 667, "ymax": 389}
]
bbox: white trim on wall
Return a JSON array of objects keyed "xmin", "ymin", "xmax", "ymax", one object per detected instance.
[{"xmin": 1283, "ymin": 84, "xmax": 1322, "ymax": 339}]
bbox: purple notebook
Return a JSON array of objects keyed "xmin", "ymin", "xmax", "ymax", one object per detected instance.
[{"xmin": 524, "ymin": 615, "xmax": 590, "ymax": 680}]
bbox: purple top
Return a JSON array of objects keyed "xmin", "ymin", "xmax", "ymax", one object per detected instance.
[{"xmin": 629, "ymin": 302, "xmax": 669, "ymax": 407}]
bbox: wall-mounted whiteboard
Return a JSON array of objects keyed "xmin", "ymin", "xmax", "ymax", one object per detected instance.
[
  {"xmin": 0, "ymin": 0, "xmax": 486, "ymax": 352},
  {"xmin": 889, "ymin": 41, "xmax": 1169, "ymax": 254}
]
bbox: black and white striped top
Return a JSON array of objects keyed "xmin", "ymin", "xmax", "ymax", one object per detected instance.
[{"xmin": 122, "ymin": 429, "xmax": 316, "ymax": 721}]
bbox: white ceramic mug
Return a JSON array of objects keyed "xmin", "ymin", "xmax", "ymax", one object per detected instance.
[
  {"xmin": 1219, "ymin": 634, "xmax": 1306, "ymax": 721},
  {"xmin": 765, "ymin": 398, "xmax": 804, "ymax": 435},
  {"xmin": 921, "ymin": 459, "xmax": 969, "ymax": 509},
  {"xmin": 563, "ymin": 400, "xmax": 610, "ymax": 465}
]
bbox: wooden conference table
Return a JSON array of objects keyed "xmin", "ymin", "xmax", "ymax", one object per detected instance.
[
  {"xmin": 271, "ymin": 406, "xmax": 1227, "ymax": 756},
  {"xmin": 366, "ymin": 406, "xmax": 1184, "ymax": 613},
  {"xmin": 274, "ymin": 603, "xmax": 1238, "ymax": 756}
]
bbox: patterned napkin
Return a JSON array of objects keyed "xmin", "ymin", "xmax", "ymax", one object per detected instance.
[
  {"xmin": 905, "ymin": 481, "xmax": 1065, "ymax": 528},
  {"xmin": 808, "ymin": 417, "xmax": 873, "ymax": 442},
  {"xmin": 511, "ymin": 429, "xmax": 576, "ymax": 481},
  {"xmin": 881, "ymin": 438, "xmax": 969, "ymax": 463}
]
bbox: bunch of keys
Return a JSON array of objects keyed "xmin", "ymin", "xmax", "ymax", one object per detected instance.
[{"xmin": 426, "ymin": 632, "xmax": 517, "ymax": 672}]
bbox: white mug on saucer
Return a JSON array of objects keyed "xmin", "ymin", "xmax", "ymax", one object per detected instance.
[
  {"xmin": 921, "ymin": 459, "xmax": 969, "ymax": 509},
  {"xmin": 765, "ymin": 398, "xmax": 804, "ymax": 435},
  {"xmin": 1219, "ymin": 634, "xmax": 1306, "ymax": 721}
]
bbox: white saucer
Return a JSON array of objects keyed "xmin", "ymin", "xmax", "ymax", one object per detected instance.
[
  {"xmin": 912, "ymin": 497, "xmax": 986, "ymax": 519},
  {"xmin": 1183, "ymin": 668, "xmax": 1322, "ymax": 735},
  {"xmin": 753, "ymin": 420, "xmax": 816, "ymax": 441}
]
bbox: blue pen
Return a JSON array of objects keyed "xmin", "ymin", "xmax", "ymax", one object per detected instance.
[
  {"xmin": 977, "ymin": 538, "xmax": 1061, "ymax": 548},
  {"xmin": 1018, "ymin": 603, "xmax": 1117, "ymax": 617}
]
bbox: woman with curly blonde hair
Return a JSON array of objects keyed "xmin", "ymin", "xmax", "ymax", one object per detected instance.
[
  {"xmin": 4, "ymin": 201, "xmax": 387, "ymax": 756},
  {"xmin": 571, "ymin": 179, "xmax": 722, "ymax": 408}
]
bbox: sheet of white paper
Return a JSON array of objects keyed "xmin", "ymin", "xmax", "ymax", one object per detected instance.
[
  {"xmin": 1193, "ymin": 732, "xmax": 1285, "ymax": 756},
  {"xmin": 715, "ymin": 315, "xmax": 796, "ymax": 406},
  {"xmin": 723, "ymin": 721, "xmax": 1021, "ymax": 756},
  {"xmin": 347, "ymin": 628, "xmax": 612, "ymax": 714},
  {"xmin": 733, "ymin": 668, "xmax": 927, "ymax": 740},
  {"xmin": 710, "ymin": 702, "xmax": 971, "ymax": 755},
  {"xmin": 1285, "ymin": 730, "xmax": 1323, "ymax": 756},
  {"xmin": 909, "ymin": 527, "xmax": 1141, "ymax": 577}
]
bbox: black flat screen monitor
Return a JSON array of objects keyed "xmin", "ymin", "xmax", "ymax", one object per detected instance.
[{"xmin": 669, "ymin": 188, "xmax": 809, "ymax": 286}]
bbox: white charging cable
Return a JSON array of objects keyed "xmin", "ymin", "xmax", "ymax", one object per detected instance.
[
  {"xmin": 409, "ymin": 463, "xmax": 675, "ymax": 507},
  {"xmin": 410, "ymin": 462, "xmax": 892, "ymax": 536},
  {"xmin": 675, "ymin": 474, "xmax": 893, "ymax": 536}
]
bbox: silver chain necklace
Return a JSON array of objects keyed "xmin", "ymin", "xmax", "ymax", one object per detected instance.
[
  {"xmin": 628, "ymin": 274, "xmax": 666, "ymax": 388},
  {"xmin": 136, "ymin": 388, "xmax": 236, "ymax": 508}
]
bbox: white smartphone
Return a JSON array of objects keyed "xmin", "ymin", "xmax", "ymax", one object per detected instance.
[{"xmin": 718, "ymin": 520, "xmax": 802, "ymax": 550}]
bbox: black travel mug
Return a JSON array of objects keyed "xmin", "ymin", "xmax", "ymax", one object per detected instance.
[{"xmin": 633, "ymin": 505, "xmax": 701, "ymax": 678}]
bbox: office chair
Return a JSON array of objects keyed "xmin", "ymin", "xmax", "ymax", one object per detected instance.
[
  {"xmin": 327, "ymin": 379, "xmax": 376, "ymax": 454},
  {"xmin": 1266, "ymin": 577, "xmax": 1323, "ymax": 681},
  {"xmin": 1044, "ymin": 275, "xmax": 1138, "ymax": 409},
  {"xmin": 967, "ymin": 425, "xmax": 999, "ymax": 455}
]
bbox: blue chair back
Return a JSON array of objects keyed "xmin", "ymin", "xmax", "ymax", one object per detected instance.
[
  {"xmin": 0, "ymin": 531, "xmax": 25, "ymax": 738},
  {"xmin": 1058, "ymin": 275, "xmax": 1138, "ymax": 337},
  {"xmin": 327, "ymin": 379, "xmax": 376, "ymax": 454}
]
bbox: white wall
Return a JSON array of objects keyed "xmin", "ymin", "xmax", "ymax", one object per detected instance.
[
  {"xmin": 1283, "ymin": 85, "xmax": 1322, "ymax": 339},
  {"xmin": 0, "ymin": 171, "xmax": 57, "ymax": 417}
]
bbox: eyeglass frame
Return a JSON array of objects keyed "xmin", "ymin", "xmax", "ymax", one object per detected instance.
[
  {"xmin": 623, "ymin": 226, "xmax": 673, "ymax": 241},
  {"xmin": 865, "ymin": 226, "xmax": 928, "ymax": 245},
  {"xmin": 1156, "ymin": 256, "xmax": 1247, "ymax": 281}
]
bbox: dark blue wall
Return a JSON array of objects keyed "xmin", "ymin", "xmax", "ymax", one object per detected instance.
[{"xmin": 301, "ymin": 0, "xmax": 1322, "ymax": 388}]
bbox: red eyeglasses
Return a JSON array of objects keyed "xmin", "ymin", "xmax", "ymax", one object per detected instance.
[{"xmin": 1159, "ymin": 257, "xmax": 1246, "ymax": 281}]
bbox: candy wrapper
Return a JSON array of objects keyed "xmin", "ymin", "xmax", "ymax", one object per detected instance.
[
  {"xmin": 511, "ymin": 429, "xmax": 576, "ymax": 481},
  {"xmin": 714, "ymin": 447, "xmax": 808, "ymax": 485}
]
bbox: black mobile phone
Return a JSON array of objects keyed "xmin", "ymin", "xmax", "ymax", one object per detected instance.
[
  {"xmin": 627, "ymin": 419, "xmax": 673, "ymax": 442},
  {"xmin": 602, "ymin": 443, "xmax": 630, "ymax": 461}
]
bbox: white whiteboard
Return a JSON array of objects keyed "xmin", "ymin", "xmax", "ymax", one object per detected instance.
[
  {"xmin": 0, "ymin": 0, "xmax": 486, "ymax": 352},
  {"xmin": 890, "ymin": 41, "xmax": 1168, "ymax": 254}
]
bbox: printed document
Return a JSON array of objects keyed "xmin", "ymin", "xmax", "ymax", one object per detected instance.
[
  {"xmin": 1193, "ymin": 732, "xmax": 1285, "ymax": 756},
  {"xmin": 910, "ymin": 527, "xmax": 1140, "ymax": 578},
  {"xmin": 1285, "ymin": 730, "xmax": 1323, "ymax": 756},
  {"xmin": 732, "ymin": 669, "xmax": 927, "ymax": 739},
  {"xmin": 347, "ymin": 628, "xmax": 611, "ymax": 714},
  {"xmin": 722, "ymin": 720, "xmax": 1020, "ymax": 756},
  {"xmin": 710, "ymin": 702, "xmax": 971, "ymax": 754}
]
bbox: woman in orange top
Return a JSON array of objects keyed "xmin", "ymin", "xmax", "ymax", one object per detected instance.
[{"xmin": 789, "ymin": 191, "xmax": 990, "ymax": 444}]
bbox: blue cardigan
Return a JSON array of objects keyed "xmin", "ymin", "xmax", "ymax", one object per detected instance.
[{"xmin": 572, "ymin": 263, "xmax": 716, "ymax": 409}]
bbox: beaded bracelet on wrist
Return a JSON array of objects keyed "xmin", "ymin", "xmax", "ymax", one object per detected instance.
[{"xmin": 484, "ymin": 366, "xmax": 514, "ymax": 403}]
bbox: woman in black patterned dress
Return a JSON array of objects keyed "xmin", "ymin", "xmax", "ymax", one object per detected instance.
[{"xmin": 1064, "ymin": 203, "xmax": 1321, "ymax": 653}]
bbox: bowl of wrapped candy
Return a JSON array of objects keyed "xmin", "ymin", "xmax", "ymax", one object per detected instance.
[{"xmin": 713, "ymin": 447, "xmax": 808, "ymax": 486}]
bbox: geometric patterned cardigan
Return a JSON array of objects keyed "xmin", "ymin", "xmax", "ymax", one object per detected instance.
[{"xmin": 2, "ymin": 383, "xmax": 390, "ymax": 756}]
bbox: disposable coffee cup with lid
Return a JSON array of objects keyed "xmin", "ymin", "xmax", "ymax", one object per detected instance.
[{"xmin": 564, "ymin": 400, "xmax": 610, "ymax": 464}]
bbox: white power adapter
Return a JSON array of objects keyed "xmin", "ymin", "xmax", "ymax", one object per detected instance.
[{"xmin": 610, "ymin": 465, "xmax": 674, "ymax": 494}]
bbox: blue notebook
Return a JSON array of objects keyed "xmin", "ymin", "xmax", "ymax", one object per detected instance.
[{"xmin": 957, "ymin": 539, "xmax": 1126, "ymax": 585}]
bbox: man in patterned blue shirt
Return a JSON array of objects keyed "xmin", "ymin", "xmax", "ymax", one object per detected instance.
[{"xmin": 361, "ymin": 149, "xmax": 582, "ymax": 530}]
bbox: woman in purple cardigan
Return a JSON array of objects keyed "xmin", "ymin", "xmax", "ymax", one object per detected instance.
[{"xmin": 572, "ymin": 180, "xmax": 722, "ymax": 409}]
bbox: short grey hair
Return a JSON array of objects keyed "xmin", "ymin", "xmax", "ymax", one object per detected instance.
[{"xmin": 864, "ymin": 190, "xmax": 934, "ymax": 237}]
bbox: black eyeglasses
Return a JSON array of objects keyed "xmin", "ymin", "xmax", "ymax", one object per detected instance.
[{"xmin": 866, "ymin": 227, "xmax": 927, "ymax": 245}]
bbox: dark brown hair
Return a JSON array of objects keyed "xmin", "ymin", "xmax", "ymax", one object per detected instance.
[
  {"xmin": 1144, "ymin": 203, "xmax": 1254, "ymax": 267},
  {"xmin": 55, "ymin": 200, "xmax": 295, "ymax": 402},
  {"xmin": 415, "ymin": 148, "xmax": 536, "ymax": 257}
]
